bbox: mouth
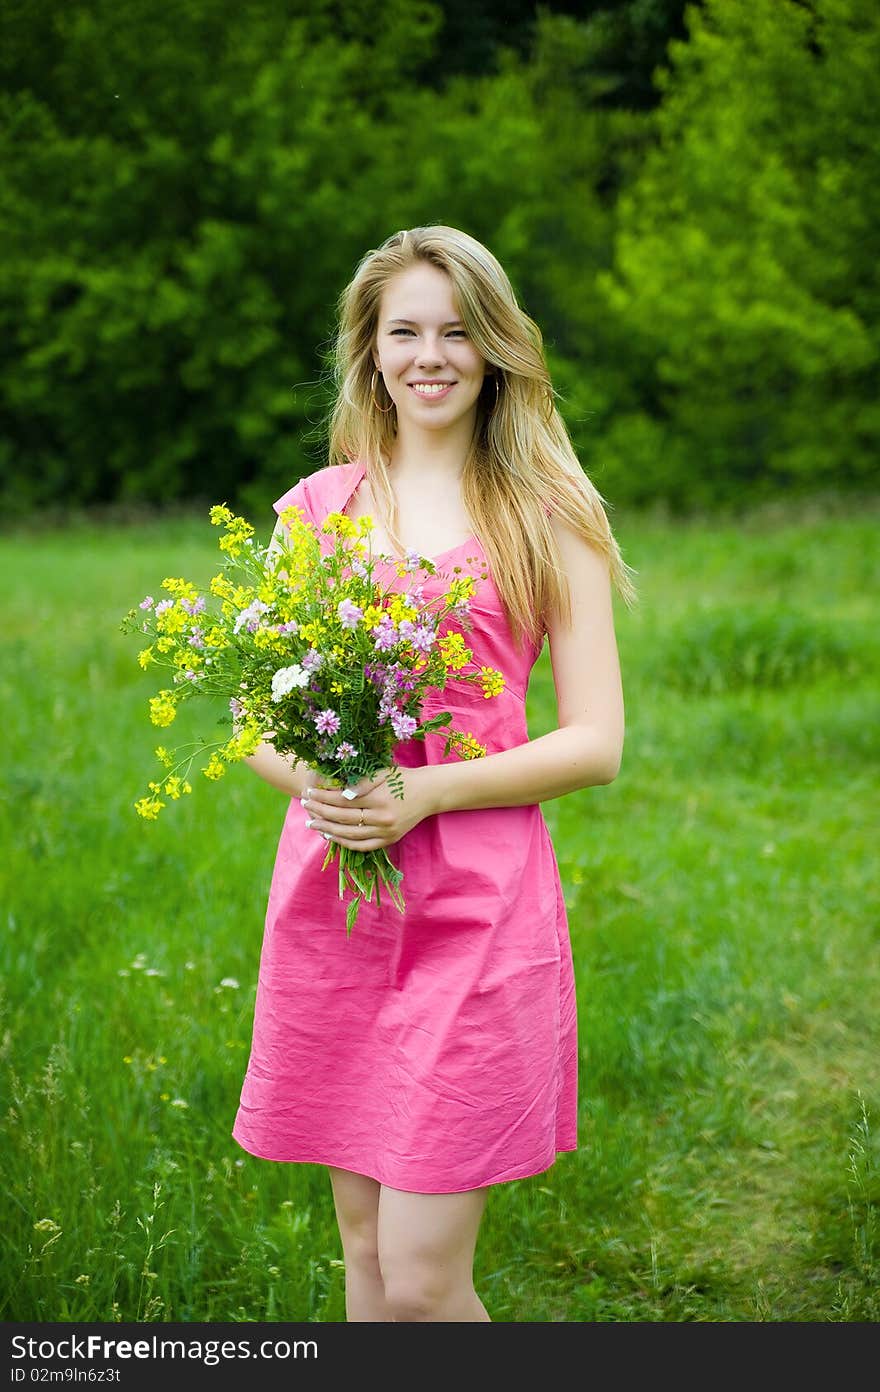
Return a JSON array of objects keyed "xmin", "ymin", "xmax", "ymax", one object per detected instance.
[{"xmin": 408, "ymin": 382, "xmax": 456, "ymax": 399}]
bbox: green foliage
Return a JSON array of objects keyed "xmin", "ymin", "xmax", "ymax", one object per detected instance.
[
  {"xmin": 597, "ymin": 0, "xmax": 880, "ymax": 507},
  {"xmin": 644, "ymin": 602, "xmax": 872, "ymax": 695},
  {"xmin": 0, "ymin": 0, "xmax": 876, "ymax": 517}
]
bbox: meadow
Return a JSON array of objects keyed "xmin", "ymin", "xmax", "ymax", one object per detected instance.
[{"xmin": 1, "ymin": 491, "xmax": 878, "ymax": 1323}]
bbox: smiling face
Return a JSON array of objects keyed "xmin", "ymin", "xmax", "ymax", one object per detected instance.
[{"xmin": 372, "ymin": 261, "xmax": 489, "ymax": 437}]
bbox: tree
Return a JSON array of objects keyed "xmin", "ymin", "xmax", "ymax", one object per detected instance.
[{"xmin": 595, "ymin": 0, "xmax": 880, "ymax": 507}]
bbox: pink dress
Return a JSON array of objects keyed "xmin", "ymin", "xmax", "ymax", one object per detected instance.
[{"xmin": 232, "ymin": 460, "xmax": 578, "ymax": 1193}]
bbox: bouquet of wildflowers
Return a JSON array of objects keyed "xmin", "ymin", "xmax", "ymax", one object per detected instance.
[{"xmin": 121, "ymin": 501, "xmax": 506, "ymax": 932}]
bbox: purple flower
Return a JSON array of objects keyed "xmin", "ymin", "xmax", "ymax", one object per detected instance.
[
  {"xmin": 301, "ymin": 647, "xmax": 324, "ymax": 672},
  {"xmin": 350, "ymin": 557, "xmax": 368, "ymax": 578},
  {"xmin": 139, "ymin": 596, "xmax": 154, "ymax": 610},
  {"xmin": 372, "ymin": 617, "xmax": 398, "ymax": 652},
  {"xmin": 188, "ymin": 627, "xmax": 205, "ymax": 649},
  {"xmin": 234, "ymin": 599, "xmax": 269, "ymax": 634},
  {"xmin": 155, "ymin": 599, "xmax": 173, "ymax": 617},
  {"xmin": 411, "ymin": 624, "xmax": 436, "ymax": 652},
  {"xmin": 337, "ymin": 598, "xmax": 363, "ymax": 629},
  {"xmin": 404, "ymin": 549, "xmax": 421, "ymax": 572},
  {"xmin": 181, "ymin": 596, "xmax": 206, "ymax": 616},
  {"xmin": 229, "ymin": 697, "xmax": 243, "ymax": 718},
  {"xmin": 336, "ymin": 741, "xmax": 359, "ymax": 760},
  {"xmin": 314, "ymin": 708, "xmax": 341, "ymax": 735},
  {"xmin": 391, "ymin": 710, "xmax": 418, "ymax": 740}
]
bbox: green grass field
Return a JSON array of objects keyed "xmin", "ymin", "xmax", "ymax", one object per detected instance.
[{"xmin": 2, "ymin": 493, "xmax": 878, "ymax": 1323}]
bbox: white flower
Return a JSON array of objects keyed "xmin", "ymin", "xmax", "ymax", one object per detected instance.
[{"xmin": 271, "ymin": 664, "xmax": 310, "ymax": 701}]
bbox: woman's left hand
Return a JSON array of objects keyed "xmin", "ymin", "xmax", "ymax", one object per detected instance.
[{"xmin": 300, "ymin": 766, "xmax": 440, "ymax": 851}]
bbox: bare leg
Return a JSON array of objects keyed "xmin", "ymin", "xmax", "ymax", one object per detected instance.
[
  {"xmin": 377, "ymin": 1185, "xmax": 491, "ymax": 1322},
  {"xmin": 327, "ymin": 1167, "xmax": 391, "ymax": 1321}
]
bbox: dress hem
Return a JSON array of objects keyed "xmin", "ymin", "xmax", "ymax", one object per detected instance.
[{"xmin": 230, "ymin": 1127, "xmax": 577, "ymax": 1194}]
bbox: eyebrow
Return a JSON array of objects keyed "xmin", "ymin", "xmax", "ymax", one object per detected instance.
[{"xmin": 386, "ymin": 318, "xmax": 464, "ymax": 328}]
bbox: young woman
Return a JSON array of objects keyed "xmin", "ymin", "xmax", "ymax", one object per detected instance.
[{"xmin": 232, "ymin": 225, "xmax": 637, "ymax": 1322}]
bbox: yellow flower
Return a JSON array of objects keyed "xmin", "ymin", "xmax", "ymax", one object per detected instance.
[
  {"xmin": 164, "ymin": 776, "xmax": 185, "ymax": 800},
  {"xmin": 149, "ymin": 692, "xmax": 177, "ymax": 727},
  {"xmin": 155, "ymin": 606, "xmax": 186, "ymax": 636},
  {"xmin": 154, "ymin": 746, "xmax": 173, "ymax": 767},
  {"xmin": 279, "ymin": 504, "xmax": 306, "ymax": 528},
  {"xmin": 480, "ymin": 666, "xmax": 505, "ymax": 698},
  {"xmin": 210, "ymin": 504, "xmax": 234, "ymax": 526},
  {"xmin": 137, "ymin": 647, "xmax": 154, "ymax": 669},
  {"xmin": 439, "ymin": 632, "xmax": 470, "ymax": 671},
  {"xmin": 203, "ymin": 627, "xmax": 229, "ymax": 649},
  {"xmin": 210, "ymin": 574, "xmax": 235, "ymax": 600},
  {"xmin": 156, "ymin": 636, "xmax": 175, "ymax": 653},
  {"xmin": 388, "ymin": 595, "xmax": 418, "ymax": 624},
  {"xmin": 446, "ymin": 576, "xmax": 476, "ymax": 605},
  {"xmin": 451, "ymin": 732, "xmax": 487, "ymax": 760},
  {"xmin": 252, "ymin": 628, "xmax": 285, "ymax": 651},
  {"xmin": 322, "ymin": 511, "xmax": 358, "ymax": 539},
  {"xmin": 298, "ymin": 620, "xmax": 326, "ymax": 644},
  {"xmin": 135, "ymin": 796, "xmax": 164, "ymax": 819},
  {"xmin": 221, "ymin": 722, "xmax": 262, "ymax": 762},
  {"xmin": 362, "ymin": 604, "xmax": 384, "ymax": 628},
  {"xmin": 203, "ymin": 753, "xmax": 226, "ymax": 781},
  {"xmin": 357, "ymin": 515, "xmax": 374, "ymax": 535}
]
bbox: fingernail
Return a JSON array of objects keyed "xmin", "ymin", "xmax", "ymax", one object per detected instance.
[{"xmin": 304, "ymin": 818, "xmax": 314, "ymax": 828}]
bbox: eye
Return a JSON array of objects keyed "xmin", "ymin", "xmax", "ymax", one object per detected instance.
[
  {"xmin": 389, "ymin": 328, "xmax": 414, "ymax": 336},
  {"xmin": 447, "ymin": 330, "xmax": 467, "ymax": 339}
]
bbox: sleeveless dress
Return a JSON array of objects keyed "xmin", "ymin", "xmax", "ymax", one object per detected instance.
[{"xmin": 232, "ymin": 460, "xmax": 578, "ymax": 1193}]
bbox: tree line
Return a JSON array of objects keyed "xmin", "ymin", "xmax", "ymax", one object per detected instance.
[{"xmin": 1, "ymin": 0, "xmax": 876, "ymax": 518}]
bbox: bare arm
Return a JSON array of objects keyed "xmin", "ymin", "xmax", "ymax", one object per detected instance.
[
  {"xmin": 302, "ymin": 519, "xmax": 626, "ymax": 846},
  {"xmin": 430, "ymin": 519, "xmax": 624, "ymax": 810},
  {"xmin": 243, "ymin": 742, "xmax": 312, "ymax": 798}
]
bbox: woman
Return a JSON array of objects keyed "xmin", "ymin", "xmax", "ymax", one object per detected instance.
[{"xmin": 232, "ymin": 225, "xmax": 637, "ymax": 1321}]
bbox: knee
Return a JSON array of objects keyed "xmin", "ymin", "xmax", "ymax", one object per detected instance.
[
  {"xmin": 337, "ymin": 1216, "xmax": 381, "ymax": 1277},
  {"xmin": 380, "ymin": 1261, "xmax": 450, "ymax": 1322}
]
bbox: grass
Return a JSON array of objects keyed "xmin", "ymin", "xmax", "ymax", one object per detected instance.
[{"xmin": 1, "ymin": 492, "xmax": 878, "ymax": 1323}]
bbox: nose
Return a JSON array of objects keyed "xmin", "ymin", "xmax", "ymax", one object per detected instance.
[{"xmin": 413, "ymin": 334, "xmax": 446, "ymax": 369}]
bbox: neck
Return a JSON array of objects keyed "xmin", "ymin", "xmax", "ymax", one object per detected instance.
[{"xmin": 387, "ymin": 415, "xmax": 476, "ymax": 481}]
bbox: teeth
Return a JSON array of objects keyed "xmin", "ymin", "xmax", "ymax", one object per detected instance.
[{"xmin": 411, "ymin": 383, "xmax": 451, "ymax": 395}]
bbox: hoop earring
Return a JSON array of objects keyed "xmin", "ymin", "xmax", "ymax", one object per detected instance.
[{"xmin": 370, "ymin": 369, "xmax": 395, "ymax": 415}]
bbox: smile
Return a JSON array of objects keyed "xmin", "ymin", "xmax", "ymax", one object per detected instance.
[{"xmin": 409, "ymin": 382, "xmax": 456, "ymax": 398}]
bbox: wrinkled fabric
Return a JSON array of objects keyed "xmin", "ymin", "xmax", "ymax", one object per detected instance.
[{"xmin": 232, "ymin": 461, "xmax": 578, "ymax": 1192}]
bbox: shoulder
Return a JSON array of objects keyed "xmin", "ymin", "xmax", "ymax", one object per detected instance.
[
  {"xmin": 273, "ymin": 460, "xmax": 363, "ymax": 520},
  {"xmin": 545, "ymin": 511, "xmax": 614, "ymax": 636}
]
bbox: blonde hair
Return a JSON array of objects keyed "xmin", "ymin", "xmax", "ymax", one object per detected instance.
[{"xmin": 328, "ymin": 224, "xmax": 638, "ymax": 648}]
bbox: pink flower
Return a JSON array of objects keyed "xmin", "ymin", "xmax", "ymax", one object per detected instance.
[
  {"xmin": 391, "ymin": 711, "xmax": 418, "ymax": 740},
  {"xmin": 314, "ymin": 709, "xmax": 341, "ymax": 735},
  {"xmin": 337, "ymin": 598, "xmax": 363, "ymax": 629}
]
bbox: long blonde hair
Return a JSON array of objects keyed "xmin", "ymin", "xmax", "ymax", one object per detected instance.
[{"xmin": 328, "ymin": 225, "xmax": 638, "ymax": 648}]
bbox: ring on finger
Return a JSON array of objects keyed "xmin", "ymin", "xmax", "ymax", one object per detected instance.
[{"xmin": 358, "ymin": 808, "xmax": 365, "ymax": 828}]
